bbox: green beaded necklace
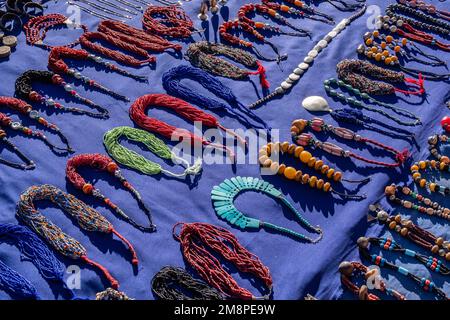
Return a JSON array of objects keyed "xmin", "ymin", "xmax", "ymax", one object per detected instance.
[
  {"xmin": 103, "ymin": 126, "xmax": 202, "ymax": 178},
  {"xmin": 323, "ymin": 78, "xmax": 421, "ymax": 126},
  {"xmin": 211, "ymin": 176, "xmax": 323, "ymax": 243}
]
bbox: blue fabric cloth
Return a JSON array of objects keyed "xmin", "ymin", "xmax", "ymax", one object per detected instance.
[{"xmin": 0, "ymin": 0, "xmax": 449, "ymax": 300}]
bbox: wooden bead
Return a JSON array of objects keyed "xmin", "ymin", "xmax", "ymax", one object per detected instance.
[
  {"xmin": 429, "ymin": 183, "xmax": 436, "ymax": 192},
  {"xmin": 386, "ymin": 35, "xmax": 393, "ymax": 43},
  {"xmin": 410, "ymin": 165, "xmax": 418, "ymax": 171},
  {"xmin": 284, "ymin": 167, "xmax": 297, "ymax": 180},
  {"xmin": 382, "ymin": 50, "xmax": 389, "ymax": 57},
  {"xmin": 373, "ymin": 30, "xmax": 379, "ymax": 37},
  {"xmin": 419, "ymin": 179, "xmax": 426, "ymax": 188},
  {"xmin": 365, "ymin": 38, "xmax": 373, "ymax": 46},
  {"xmin": 418, "ymin": 161, "xmax": 426, "ymax": 169},
  {"xmin": 375, "ymin": 53, "xmax": 382, "ymax": 61},
  {"xmin": 294, "ymin": 146, "xmax": 304, "ymax": 157},
  {"xmin": 388, "ymin": 221, "xmax": 397, "ymax": 229},
  {"xmin": 446, "ymin": 252, "xmax": 450, "ymax": 261},
  {"xmin": 300, "ymin": 150, "xmax": 312, "ymax": 163},
  {"xmin": 394, "ymin": 214, "xmax": 402, "ymax": 223},
  {"xmin": 431, "ymin": 245, "xmax": 439, "ymax": 254},
  {"xmin": 436, "ymin": 237, "xmax": 444, "ymax": 246},
  {"xmin": 385, "ymin": 185, "xmax": 396, "ymax": 195},
  {"xmin": 394, "ymin": 45, "xmax": 401, "ymax": 53},
  {"xmin": 380, "ymin": 41, "xmax": 386, "ymax": 49},
  {"xmin": 441, "ymin": 156, "xmax": 450, "ymax": 164},
  {"xmin": 412, "ymin": 172, "xmax": 421, "ymax": 180},
  {"xmin": 400, "ymin": 228, "xmax": 408, "ymax": 237},
  {"xmin": 292, "ymin": 119, "xmax": 307, "ymax": 131},
  {"xmin": 278, "ymin": 164, "xmax": 286, "ymax": 175}
]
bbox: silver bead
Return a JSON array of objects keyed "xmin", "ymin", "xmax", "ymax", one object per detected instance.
[
  {"xmin": 390, "ymin": 25, "xmax": 397, "ymax": 33},
  {"xmin": 67, "ymin": 68, "xmax": 76, "ymax": 75},
  {"xmin": 357, "ymin": 44, "xmax": 365, "ymax": 54},
  {"xmin": 344, "ymin": 151, "xmax": 351, "ymax": 157},
  {"xmin": 29, "ymin": 110, "xmax": 39, "ymax": 119},
  {"xmin": 46, "ymin": 98, "xmax": 55, "ymax": 106},
  {"xmin": 397, "ymin": 19, "xmax": 404, "ymax": 27},
  {"xmin": 74, "ymin": 72, "xmax": 82, "ymax": 79},
  {"xmin": 64, "ymin": 84, "xmax": 72, "ymax": 91},
  {"xmin": 11, "ymin": 122, "xmax": 21, "ymax": 130},
  {"xmin": 94, "ymin": 56, "xmax": 103, "ymax": 63}
]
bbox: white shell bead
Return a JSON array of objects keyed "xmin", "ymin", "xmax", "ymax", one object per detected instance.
[
  {"xmin": 298, "ymin": 62, "xmax": 309, "ymax": 70},
  {"xmin": 281, "ymin": 81, "xmax": 292, "ymax": 90},
  {"xmin": 302, "ymin": 96, "xmax": 331, "ymax": 112},
  {"xmin": 307, "ymin": 50, "xmax": 318, "ymax": 58},
  {"xmin": 317, "ymin": 40, "xmax": 328, "ymax": 49},
  {"xmin": 304, "ymin": 56, "xmax": 314, "ymax": 63},
  {"xmin": 327, "ymin": 31, "xmax": 337, "ymax": 38},
  {"xmin": 293, "ymin": 68, "xmax": 304, "ymax": 75},
  {"xmin": 289, "ymin": 73, "xmax": 300, "ymax": 81}
]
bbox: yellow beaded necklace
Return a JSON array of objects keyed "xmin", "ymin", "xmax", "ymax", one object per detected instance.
[{"xmin": 411, "ymin": 159, "xmax": 450, "ymax": 195}]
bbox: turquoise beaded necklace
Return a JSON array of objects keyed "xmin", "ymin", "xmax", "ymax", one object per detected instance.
[{"xmin": 211, "ymin": 176, "xmax": 323, "ymax": 243}]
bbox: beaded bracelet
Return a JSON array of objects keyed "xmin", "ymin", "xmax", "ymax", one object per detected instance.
[
  {"xmin": 427, "ymin": 134, "xmax": 450, "ymax": 163},
  {"xmin": 173, "ymin": 222, "xmax": 273, "ymax": 300},
  {"xmin": 261, "ymin": 0, "xmax": 334, "ymax": 24},
  {"xmin": 15, "ymin": 70, "xmax": 109, "ymax": 119},
  {"xmin": 0, "ymin": 129, "xmax": 35, "ymax": 170},
  {"xmin": 142, "ymin": 5, "xmax": 194, "ymax": 38},
  {"xmin": 185, "ymin": 41, "xmax": 270, "ymax": 89},
  {"xmin": 385, "ymin": 184, "xmax": 450, "ymax": 221},
  {"xmin": 103, "ymin": 126, "xmax": 203, "ymax": 178},
  {"xmin": 66, "ymin": 153, "xmax": 156, "ymax": 232},
  {"xmin": 410, "ymin": 159, "xmax": 450, "ymax": 195},
  {"xmin": 369, "ymin": 204, "xmax": 450, "ymax": 261},
  {"xmin": 399, "ymin": 0, "xmax": 450, "ymax": 22},
  {"xmin": 258, "ymin": 141, "xmax": 367, "ymax": 199},
  {"xmin": 336, "ymin": 59, "xmax": 425, "ymax": 96},
  {"xmin": 151, "ymin": 266, "xmax": 224, "ymax": 300},
  {"xmin": 24, "ymin": 14, "xmax": 88, "ymax": 50},
  {"xmin": 16, "ymin": 184, "xmax": 139, "ymax": 289},
  {"xmin": 291, "ymin": 118, "xmax": 410, "ymax": 168},
  {"xmin": 339, "ymin": 261, "xmax": 405, "ymax": 300}
]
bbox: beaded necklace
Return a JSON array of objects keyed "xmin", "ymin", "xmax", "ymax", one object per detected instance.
[
  {"xmin": 323, "ymin": 78, "xmax": 421, "ymax": 126},
  {"xmin": 151, "ymin": 266, "xmax": 224, "ymax": 300},
  {"xmin": 261, "ymin": 0, "xmax": 334, "ymax": 24},
  {"xmin": 410, "ymin": 158, "xmax": 450, "ymax": 195},
  {"xmin": 103, "ymin": 126, "xmax": 203, "ymax": 178},
  {"xmin": 129, "ymin": 93, "xmax": 246, "ymax": 159},
  {"xmin": 162, "ymin": 65, "xmax": 271, "ymax": 131},
  {"xmin": 0, "ymin": 96, "xmax": 72, "ymax": 152},
  {"xmin": 173, "ymin": 222, "xmax": 273, "ymax": 300},
  {"xmin": 336, "ymin": 59, "xmax": 425, "ymax": 96},
  {"xmin": 357, "ymin": 237, "xmax": 449, "ymax": 300},
  {"xmin": 369, "ymin": 204, "xmax": 450, "ymax": 261},
  {"xmin": 185, "ymin": 41, "xmax": 270, "ymax": 89},
  {"xmin": 339, "ymin": 261, "xmax": 405, "ymax": 300},
  {"xmin": 385, "ymin": 184, "xmax": 450, "ymax": 222},
  {"xmin": 16, "ymin": 184, "xmax": 139, "ymax": 289},
  {"xmin": 249, "ymin": 6, "xmax": 367, "ymax": 109},
  {"xmin": 15, "ymin": 70, "xmax": 109, "ymax": 119},
  {"xmin": 142, "ymin": 5, "xmax": 194, "ymax": 38},
  {"xmin": 24, "ymin": 14, "xmax": 88, "ymax": 50},
  {"xmin": 291, "ymin": 118, "xmax": 410, "ymax": 168},
  {"xmin": 258, "ymin": 142, "xmax": 367, "ymax": 199},
  {"xmin": 211, "ymin": 176, "xmax": 323, "ymax": 242},
  {"xmin": 428, "ymin": 134, "xmax": 450, "ymax": 163},
  {"xmin": 399, "ymin": 0, "xmax": 450, "ymax": 22},
  {"xmin": 66, "ymin": 153, "xmax": 156, "ymax": 232},
  {"xmin": 311, "ymin": 0, "xmax": 366, "ymax": 12},
  {"xmin": 0, "ymin": 223, "xmax": 79, "ymax": 300},
  {"xmin": 0, "ymin": 129, "xmax": 35, "ymax": 170}
]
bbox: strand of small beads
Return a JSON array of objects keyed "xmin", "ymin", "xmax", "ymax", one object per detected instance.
[
  {"xmin": 261, "ymin": 0, "xmax": 334, "ymax": 24},
  {"xmin": 410, "ymin": 159, "xmax": 450, "ymax": 195},
  {"xmin": 248, "ymin": 5, "xmax": 367, "ymax": 109},
  {"xmin": 369, "ymin": 204, "xmax": 450, "ymax": 261},
  {"xmin": 427, "ymin": 134, "xmax": 450, "ymax": 163},
  {"xmin": 398, "ymin": 0, "xmax": 450, "ymax": 22},
  {"xmin": 258, "ymin": 141, "xmax": 367, "ymax": 199},
  {"xmin": 339, "ymin": 261, "xmax": 405, "ymax": 300},
  {"xmin": 385, "ymin": 184, "xmax": 450, "ymax": 221},
  {"xmin": 0, "ymin": 129, "xmax": 35, "ymax": 170}
]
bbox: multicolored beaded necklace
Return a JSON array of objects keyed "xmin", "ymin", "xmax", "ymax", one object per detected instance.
[
  {"xmin": 16, "ymin": 184, "xmax": 139, "ymax": 289},
  {"xmin": 291, "ymin": 118, "xmax": 410, "ymax": 168},
  {"xmin": 185, "ymin": 41, "xmax": 270, "ymax": 90},
  {"xmin": 399, "ymin": 0, "xmax": 450, "ymax": 22},
  {"xmin": 151, "ymin": 266, "xmax": 224, "ymax": 300},
  {"xmin": 66, "ymin": 153, "xmax": 156, "ymax": 232},
  {"xmin": 162, "ymin": 65, "xmax": 271, "ymax": 131},
  {"xmin": 339, "ymin": 261, "xmax": 405, "ymax": 300},
  {"xmin": 15, "ymin": 70, "xmax": 109, "ymax": 119},
  {"xmin": 103, "ymin": 126, "xmax": 202, "ymax": 178},
  {"xmin": 369, "ymin": 203, "xmax": 450, "ymax": 261},
  {"xmin": 142, "ymin": 5, "xmax": 195, "ymax": 38},
  {"xmin": 410, "ymin": 159, "xmax": 450, "ymax": 195},
  {"xmin": 261, "ymin": 0, "xmax": 334, "ymax": 24},
  {"xmin": 173, "ymin": 222, "xmax": 273, "ymax": 300},
  {"xmin": 211, "ymin": 176, "xmax": 323, "ymax": 242},
  {"xmin": 427, "ymin": 134, "xmax": 450, "ymax": 163},
  {"xmin": 258, "ymin": 142, "xmax": 367, "ymax": 199},
  {"xmin": 0, "ymin": 129, "xmax": 35, "ymax": 170}
]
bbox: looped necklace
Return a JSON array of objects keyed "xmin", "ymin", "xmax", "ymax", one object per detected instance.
[
  {"xmin": 0, "ymin": 96, "xmax": 73, "ymax": 152},
  {"xmin": 185, "ymin": 41, "xmax": 270, "ymax": 90},
  {"xmin": 258, "ymin": 142, "xmax": 367, "ymax": 199},
  {"xmin": 15, "ymin": 70, "xmax": 109, "ymax": 119},
  {"xmin": 103, "ymin": 126, "xmax": 203, "ymax": 179},
  {"xmin": 0, "ymin": 129, "xmax": 35, "ymax": 170},
  {"xmin": 66, "ymin": 153, "xmax": 156, "ymax": 233},
  {"xmin": 427, "ymin": 134, "xmax": 450, "ymax": 163},
  {"xmin": 129, "ymin": 93, "xmax": 245, "ymax": 160},
  {"xmin": 151, "ymin": 266, "xmax": 224, "ymax": 300},
  {"xmin": 261, "ymin": 0, "xmax": 334, "ymax": 24},
  {"xmin": 291, "ymin": 118, "xmax": 410, "ymax": 168},
  {"xmin": 16, "ymin": 184, "xmax": 139, "ymax": 290},
  {"xmin": 211, "ymin": 176, "xmax": 323, "ymax": 243},
  {"xmin": 339, "ymin": 261, "xmax": 405, "ymax": 300},
  {"xmin": 142, "ymin": 5, "xmax": 195, "ymax": 38},
  {"xmin": 410, "ymin": 159, "xmax": 450, "ymax": 195},
  {"xmin": 173, "ymin": 222, "xmax": 273, "ymax": 300},
  {"xmin": 336, "ymin": 59, "xmax": 425, "ymax": 96},
  {"xmin": 24, "ymin": 14, "xmax": 88, "ymax": 50},
  {"xmin": 162, "ymin": 65, "xmax": 271, "ymax": 131}
]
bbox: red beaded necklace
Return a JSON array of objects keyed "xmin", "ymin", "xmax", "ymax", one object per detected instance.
[
  {"xmin": 395, "ymin": 22, "xmax": 450, "ymax": 51},
  {"xmin": 142, "ymin": 5, "xmax": 194, "ymax": 38}
]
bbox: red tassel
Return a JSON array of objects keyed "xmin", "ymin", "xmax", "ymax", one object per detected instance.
[
  {"xmin": 246, "ymin": 61, "xmax": 270, "ymax": 89},
  {"xmin": 81, "ymin": 255, "xmax": 119, "ymax": 289},
  {"xmin": 111, "ymin": 228, "xmax": 139, "ymax": 266},
  {"xmin": 395, "ymin": 73, "xmax": 425, "ymax": 95}
]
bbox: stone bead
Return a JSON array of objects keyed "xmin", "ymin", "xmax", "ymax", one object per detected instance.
[
  {"xmin": 431, "ymin": 245, "xmax": 439, "ymax": 254},
  {"xmin": 293, "ymin": 68, "xmax": 304, "ymax": 75},
  {"xmin": 400, "ymin": 228, "xmax": 408, "ymax": 236},
  {"xmin": 289, "ymin": 73, "xmax": 300, "ymax": 81},
  {"xmin": 436, "ymin": 237, "xmax": 444, "ymax": 246},
  {"xmin": 298, "ymin": 62, "xmax": 309, "ymax": 70},
  {"xmin": 281, "ymin": 81, "xmax": 292, "ymax": 90},
  {"xmin": 304, "ymin": 56, "xmax": 314, "ymax": 63}
]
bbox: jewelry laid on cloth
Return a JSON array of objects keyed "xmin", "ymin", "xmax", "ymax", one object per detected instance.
[
  {"xmin": 198, "ymin": 0, "xmax": 226, "ymax": 21},
  {"xmin": 66, "ymin": 1, "xmax": 125, "ymax": 22},
  {"xmin": 357, "ymin": 237, "xmax": 449, "ymax": 300},
  {"xmin": 24, "ymin": 14, "xmax": 88, "ymax": 50},
  {"xmin": 323, "ymin": 78, "xmax": 421, "ymax": 126},
  {"xmin": 0, "ymin": 96, "xmax": 72, "ymax": 152},
  {"xmin": 0, "ymin": 11, "xmax": 23, "ymax": 35},
  {"xmin": 261, "ymin": 0, "xmax": 334, "ymax": 24},
  {"xmin": 142, "ymin": 5, "xmax": 195, "ymax": 38},
  {"xmin": 151, "ymin": 266, "xmax": 224, "ymax": 300},
  {"xmin": 339, "ymin": 261, "xmax": 405, "ymax": 300},
  {"xmin": 336, "ymin": 59, "xmax": 425, "ymax": 96},
  {"xmin": 410, "ymin": 159, "xmax": 450, "ymax": 195},
  {"xmin": 258, "ymin": 142, "xmax": 367, "ymax": 199},
  {"xmin": 173, "ymin": 222, "xmax": 273, "ymax": 300},
  {"xmin": 385, "ymin": 184, "xmax": 450, "ymax": 222},
  {"xmin": 185, "ymin": 41, "xmax": 270, "ymax": 89},
  {"xmin": 129, "ymin": 93, "xmax": 246, "ymax": 160},
  {"xmin": 66, "ymin": 153, "xmax": 156, "ymax": 232},
  {"xmin": 0, "ymin": 129, "xmax": 35, "ymax": 170},
  {"xmin": 428, "ymin": 134, "xmax": 450, "ymax": 161},
  {"xmin": 16, "ymin": 184, "xmax": 139, "ymax": 289},
  {"xmin": 248, "ymin": 5, "xmax": 367, "ymax": 109},
  {"xmin": 291, "ymin": 118, "xmax": 410, "ymax": 168},
  {"xmin": 310, "ymin": 0, "xmax": 366, "ymax": 12},
  {"xmin": 369, "ymin": 204, "xmax": 450, "ymax": 261},
  {"xmin": 398, "ymin": 0, "xmax": 450, "ymax": 22},
  {"xmin": 211, "ymin": 176, "xmax": 323, "ymax": 242},
  {"xmin": 103, "ymin": 126, "xmax": 202, "ymax": 178},
  {"xmin": 162, "ymin": 65, "xmax": 271, "ymax": 131},
  {"xmin": 441, "ymin": 117, "xmax": 450, "ymax": 133},
  {"xmin": 15, "ymin": 70, "xmax": 109, "ymax": 119},
  {"xmin": 73, "ymin": 0, "xmax": 134, "ymax": 20}
]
